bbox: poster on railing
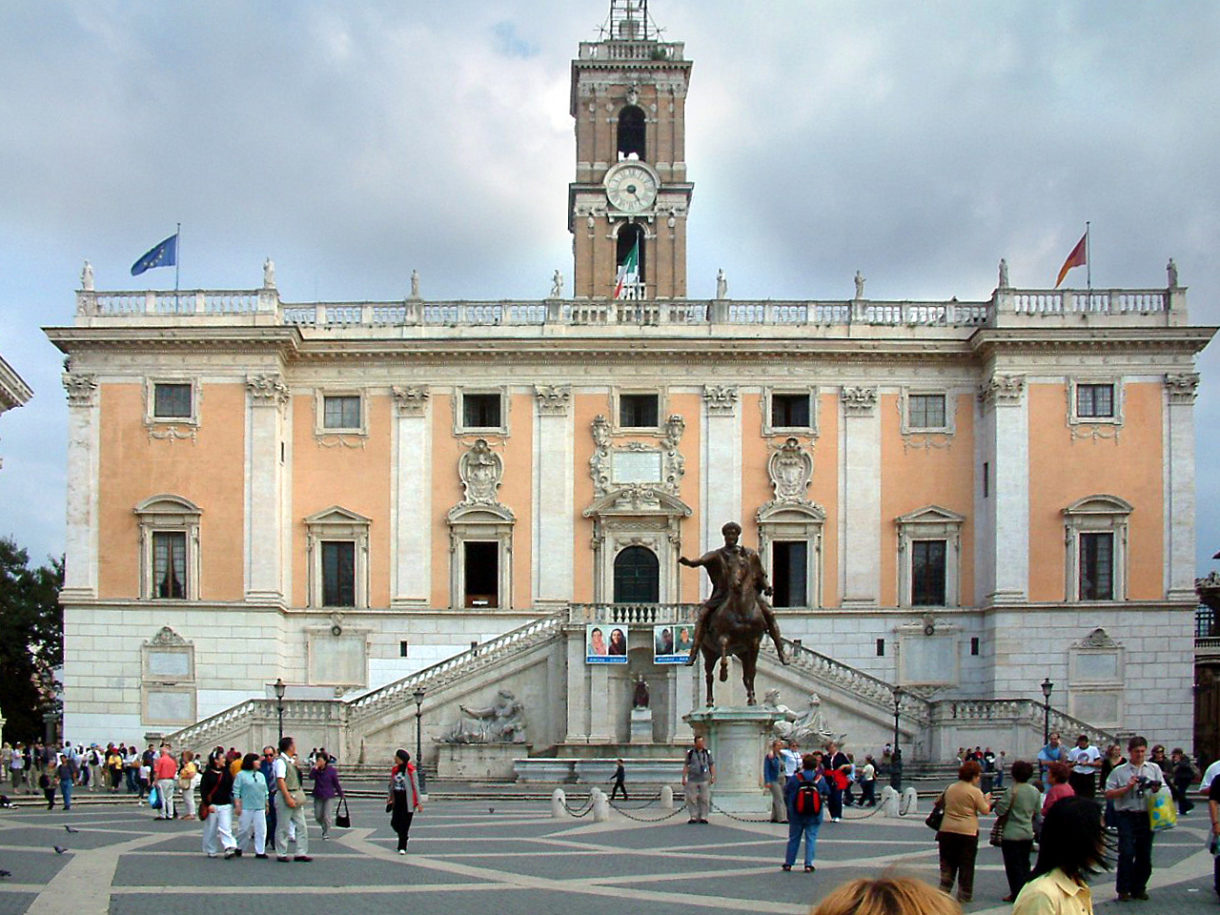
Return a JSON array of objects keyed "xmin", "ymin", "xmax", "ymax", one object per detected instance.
[
  {"xmin": 586, "ymin": 624, "xmax": 628, "ymax": 664},
  {"xmin": 653, "ymin": 623, "xmax": 694, "ymax": 664}
]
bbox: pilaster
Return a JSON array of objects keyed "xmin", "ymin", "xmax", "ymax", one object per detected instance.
[
  {"xmin": 61, "ymin": 373, "xmax": 99, "ymax": 600},
  {"xmin": 1165, "ymin": 373, "xmax": 1199, "ymax": 600},
  {"xmin": 701, "ymin": 385, "xmax": 740, "ymax": 584},
  {"xmin": 980, "ymin": 374, "xmax": 1028, "ymax": 603},
  {"xmin": 534, "ymin": 385, "xmax": 573, "ymax": 606},
  {"xmin": 565, "ymin": 631, "xmax": 591, "ymax": 743},
  {"xmin": 245, "ymin": 374, "xmax": 287, "ymax": 601},
  {"xmin": 840, "ymin": 387, "xmax": 880, "ymax": 608},
  {"xmin": 391, "ymin": 386, "xmax": 431, "ymax": 608}
]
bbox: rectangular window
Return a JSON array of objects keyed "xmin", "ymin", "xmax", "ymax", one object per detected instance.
[
  {"xmin": 153, "ymin": 383, "xmax": 192, "ymax": 419},
  {"xmin": 1079, "ymin": 532, "xmax": 1114, "ymax": 600},
  {"xmin": 322, "ymin": 395, "xmax": 361, "ymax": 430},
  {"xmin": 876, "ymin": 638, "xmax": 885, "ymax": 657},
  {"xmin": 911, "ymin": 539, "xmax": 947, "ymax": 606},
  {"xmin": 463, "ymin": 393, "xmax": 502, "ymax": 429},
  {"xmin": 983, "ymin": 461, "xmax": 989, "ymax": 498},
  {"xmin": 771, "ymin": 541, "xmax": 808, "ymax": 608},
  {"xmin": 619, "ymin": 393, "xmax": 659, "ymax": 428},
  {"xmin": 1077, "ymin": 384, "xmax": 1114, "ymax": 419},
  {"xmin": 908, "ymin": 394, "xmax": 946, "ymax": 429},
  {"xmin": 321, "ymin": 541, "xmax": 356, "ymax": 606},
  {"xmin": 399, "ymin": 640, "xmax": 409, "ymax": 658},
  {"xmin": 464, "ymin": 541, "xmax": 499, "ymax": 608},
  {"xmin": 771, "ymin": 393, "xmax": 811, "ymax": 428},
  {"xmin": 970, "ymin": 637, "xmax": 980, "ymax": 656},
  {"xmin": 152, "ymin": 531, "xmax": 187, "ymax": 599}
]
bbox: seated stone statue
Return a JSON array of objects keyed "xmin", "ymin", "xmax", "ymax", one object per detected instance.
[
  {"xmin": 443, "ymin": 688, "xmax": 527, "ymax": 744},
  {"xmin": 764, "ymin": 689, "xmax": 844, "ymax": 748}
]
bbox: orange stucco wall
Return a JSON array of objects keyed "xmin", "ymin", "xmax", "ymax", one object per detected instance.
[
  {"xmin": 1027, "ymin": 382, "xmax": 1163, "ymax": 601},
  {"xmin": 97, "ymin": 383, "xmax": 246, "ymax": 600},
  {"xmin": 739, "ymin": 392, "xmax": 840, "ymax": 607},
  {"xmin": 291, "ymin": 392, "xmax": 393, "ymax": 607},
  {"xmin": 879, "ymin": 392, "xmax": 975, "ymax": 607},
  {"xmin": 427, "ymin": 394, "xmax": 533, "ymax": 610}
]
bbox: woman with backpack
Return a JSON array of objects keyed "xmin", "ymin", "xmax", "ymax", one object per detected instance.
[{"xmin": 782, "ymin": 752, "xmax": 829, "ymax": 873}]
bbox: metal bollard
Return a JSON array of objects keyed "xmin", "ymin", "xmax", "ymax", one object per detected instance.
[
  {"xmin": 551, "ymin": 788, "xmax": 567, "ymax": 819},
  {"xmin": 659, "ymin": 784, "xmax": 674, "ymax": 810}
]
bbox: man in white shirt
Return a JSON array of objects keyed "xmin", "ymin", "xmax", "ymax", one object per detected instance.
[
  {"xmin": 1104, "ymin": 735, "xmax": 1164, "ymax": 902},
  {"xmin": 1067, "ymin": 733, "xmax": 1102, "ymax": 797},
  {"xmin": 1200, "ymin": 758, "xmax": 1220, "ymax": 797},
  {"xmin": 273, "ymin": 736, "xmax": 311, "ymax": 862},
  {"xmin": 781, "ymin": 740, "xmax": 800, "ymax": 778}
]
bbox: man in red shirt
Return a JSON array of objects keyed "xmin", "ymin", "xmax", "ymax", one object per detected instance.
[{"xmin": 153, "ymin": 745, "xmax": 178, "ymax": 820}]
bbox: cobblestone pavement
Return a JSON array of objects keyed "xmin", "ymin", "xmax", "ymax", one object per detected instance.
[{"xmin": 0, "ymin": 797, "xmax": 1216, "ymax": 914}]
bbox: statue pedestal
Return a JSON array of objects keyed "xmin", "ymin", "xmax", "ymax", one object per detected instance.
[
  {"xmin": 630, "ymin": 708, "xmax": 653, "ymax": 744},
  {"xmin": 684, "ymin": 706, "xmax": 783, "ymax": 815},
  {"xmin": 437, "ymin": 743, "xmax": 529, "ymax": 780}
]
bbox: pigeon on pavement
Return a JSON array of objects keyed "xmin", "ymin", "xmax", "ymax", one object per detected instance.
[
  {"xmin": 53, "ymin": 846, "xmax": 68, "ymax": 855},
  {"xmin": 0, "ymin": 869, "xmax": 11, "ymax": 878},
  {"xmin": 64, "ymin": 825, "xmax": 80, "ymax": 834}
]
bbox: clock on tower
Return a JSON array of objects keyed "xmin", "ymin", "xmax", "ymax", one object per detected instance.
[{"xmin": 568, "ymin": 0, "xmax": 693, "ymax": 300}]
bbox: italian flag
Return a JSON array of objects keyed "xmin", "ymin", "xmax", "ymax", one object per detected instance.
[{"xmin": 613, "ymin": 238, "xmax": 640, "ymax": 299}]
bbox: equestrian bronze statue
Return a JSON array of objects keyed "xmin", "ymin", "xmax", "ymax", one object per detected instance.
[{"xmin": 679, "ymin": 522, "xmax": 788, "ymax": 706}]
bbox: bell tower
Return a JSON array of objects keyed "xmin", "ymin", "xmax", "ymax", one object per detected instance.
[{"xmin": 569, "ymin": 0, "xmax": 693, "ymax": 300}]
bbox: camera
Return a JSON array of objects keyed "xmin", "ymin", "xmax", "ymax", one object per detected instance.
[{"xmin": 1133, "ymin": 775, "xmax": 1161, "ymax": 797}]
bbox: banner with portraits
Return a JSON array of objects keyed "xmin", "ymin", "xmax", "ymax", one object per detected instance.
[
  {"xmin": 585, "ymin": 624, "xmax": 628, "ymax": 664},
  {"xmin": 653, "ymin": 623, "xmax": 694, "ymax": 664}
]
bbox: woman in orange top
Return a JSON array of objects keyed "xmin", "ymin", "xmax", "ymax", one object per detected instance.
[{"xmin": 935, "ymin": 760, "xmax": 993, "ymax": 903}]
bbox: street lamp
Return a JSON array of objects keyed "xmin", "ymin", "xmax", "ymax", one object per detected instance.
[
  {"xmin": 274, "ymin": 678, "xmax": 286, "ymax": 743},
  {"xmin": 412, "ymin": 686, "xmax": 427, "ymax": 792},
  {"xmin": 1040, "ymin": 677, "xmax": 1054, "ymax": 746},
  {"xmin": 891, "ymin": 686, "xmax": 904, "ymax": 791}
]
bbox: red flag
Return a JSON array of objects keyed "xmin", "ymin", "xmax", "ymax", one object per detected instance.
[{"xmin": 1054, "ymin": 232, "xmax": 1087, "ymax": 288}]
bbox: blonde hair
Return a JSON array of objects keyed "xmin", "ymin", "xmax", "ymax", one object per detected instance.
[{"xmin": 810, "ymin": 875, "xmax": 961, "ymax": 915}]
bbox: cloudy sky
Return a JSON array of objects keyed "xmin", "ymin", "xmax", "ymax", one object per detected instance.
[{"xmin": 1, "ymin": 1, "xmax": 1218, "ymax": 577}]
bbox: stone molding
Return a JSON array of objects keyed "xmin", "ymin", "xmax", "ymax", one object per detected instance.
[
  {"xmin": 1165, "ymin": 372, "xmax": 1200, "ymax": 404},
  {"xmin": 392, "ymin": 384, "xmax": 430, "ymax": 416},
  {"xmin": 145, "ymin": 625, "xmax": 191, "ymax": 648},
  {"xmin": 534, "ymin": 384, "xmax": 572, "ymax": 416},
  {"xmin": 62, "ymin": 372, "xmax": 98, "ymax": 407},
  {"xmin": 841, "ymin": 386, "xmax": 877, "ymax": 416},
  {"xmin": 702, "ymin": 384, "xmax": 738, "ymax": 416},
  {"xmin": 979, "ymin": 373, "xmax": 1025, "ymax": 407},
  {"xmin": 246, "ymin": 373, "xmax": 288, "ymax": 406},
  {"xmin": 589, "ymin": 413, "xmax": 685, "ymax": 498},
  {"xmin": 458, "ymin": 439, "xmax": 504, "ymax": 507},
  {"xmin": 1073, "ymin": 627, "xmax": 1121, "ymax": 650},
  {"xmin": 765, "ymin": 437, "xmax": 813, "ymax": 504}
]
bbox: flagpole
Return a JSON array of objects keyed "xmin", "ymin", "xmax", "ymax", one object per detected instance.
[
  {"xmin": 175, "ymin": 222, "xmax": 181, "ymax": 294},
  {"xmin": 1085, "ymin": 221, "xmax": 1091, "ymax": 296}
]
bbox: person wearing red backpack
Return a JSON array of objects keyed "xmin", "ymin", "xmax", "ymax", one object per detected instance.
[{"xmin": 782, "ymin": 753, "xmax": 829, "ymax": 873}]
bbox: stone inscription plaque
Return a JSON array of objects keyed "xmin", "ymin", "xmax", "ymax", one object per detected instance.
[{"xmin": 612, "ymin": 451, "xmax": 662, "ymax": 484}]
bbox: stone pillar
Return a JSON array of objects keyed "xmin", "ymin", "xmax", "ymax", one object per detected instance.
[
  {"xmin": 391, "ymin": 386, "xmax": 431, "ymax": 607},
  {"xmin": 701, "ymin": 386, "xmax": 740, "ymax": 577},
  {"xmin": 245, "ymin": 374, "xmax": 288, "ymax": 600},
  {"xmin": 564, "ymin": 630, "xmax": 591, "ymax": 743},
  {"xmin": 841, "ymin": 387, "xmax": 879, "ymax": 607},
  {"xmin": 980, "ymin": 374, "xmax": 1028, "ymax": 603},
  {"xmin": 588, "ymin": 665, "xmax": 614, "ymax": 742},
  {"xmin": 61, "ymin": 373, "xmax": 100, "ymax": 600},
  {"xmin": 534, "ymin": 386, "xmax": 573, "ymax": 607},
  {"xmin": 684, "ymin": 707, "xmax": 782, "ymax": 815},
  {"xmin": 1165, "ymin": 373, "xmax": 1200, "ymax": 600}
]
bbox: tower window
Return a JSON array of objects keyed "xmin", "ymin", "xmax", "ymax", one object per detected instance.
[
  {"xmin": 616, "ymin": 224, "xmax": 646, "ymax": 297},
  {"xmin": 617, "ymin": 105, "xmax": 646, "ymax": 161},
  {"xmin": 619, "ymin": 393, "xmax": 659, "ymax": 428}
]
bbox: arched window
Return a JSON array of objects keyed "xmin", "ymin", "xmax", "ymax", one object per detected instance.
[
  {"xmin": 613, "ymin": 546, "xmax": 659, "ymax": 603},
  {"xmin": 617, "ymin": 105, "xmax": 646, "ymax": 161},
  {"xmin": 616, "ymin": 222, "xmax": 647, "ymax": 298}
]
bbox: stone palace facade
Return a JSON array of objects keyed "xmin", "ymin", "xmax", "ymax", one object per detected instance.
[{"xmin": 45, "ymin": 2, "xmax": 1214, "ymax": 767}]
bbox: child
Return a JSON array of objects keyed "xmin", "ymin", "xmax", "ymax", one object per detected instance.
[
  {"xmin": 137, "ymin": 760, "xmax": 151, "ymax": 804},
  {"xmin": 39, "ymin": 766, "xmax": 56, "ymax": 809}
]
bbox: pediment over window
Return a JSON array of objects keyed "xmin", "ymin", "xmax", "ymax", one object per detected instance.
[
  {"xmin": 897, "ymin": 505, "xmax": 966, "ymax": 527},
  {"xmin": 304, "ymin": 506, "xmax": 372, "ymax": 527},
  {"xmin": 1074, "ymin": 627, "xmax": 1121, "ymax": 650},
  {"xmin": 447, "ymin": 502, "xmax": 515, "ymax": 525},
  {"xmin": 1062, "ymin": 494, "xmax": 1133, "ymax": 517},
  {"xmin": 134, "ymin": 494, "xmax": 201, "ymax": 518},
  {"xmin": 757, "ymin": 501, "xmax": 826, "ymax": 525},
  {"xmin": 583, "ymin": 485, "xmax": 693, "ymax": 520}
]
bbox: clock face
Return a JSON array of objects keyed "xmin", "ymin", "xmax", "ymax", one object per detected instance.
[{"xmin": 605, "ymin": 163, "xmax": 658, "ymax": 213}]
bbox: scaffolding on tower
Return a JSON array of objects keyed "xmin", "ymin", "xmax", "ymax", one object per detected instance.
[{"xmin": 600, "ymin": 0, "xmax": 662, "ymax": 42}]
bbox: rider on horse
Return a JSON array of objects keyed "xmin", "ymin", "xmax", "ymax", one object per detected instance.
[{"xmin": 679, "ymin": 522, "xmax": 788, "ymax": 666}]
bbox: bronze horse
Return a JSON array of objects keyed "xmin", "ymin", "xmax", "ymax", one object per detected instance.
[{"xmin": 697, "ymin": 549, "xmax": 768, "ymax": 706}]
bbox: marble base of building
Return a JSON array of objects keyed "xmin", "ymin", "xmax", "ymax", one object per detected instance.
[
  {"xmin": 685, "ymin": 706, "xmax": 783, "ymax": 815},
  {"xmin": 437, "ymin": 743, "xmax": 529, "ymax": 780}
]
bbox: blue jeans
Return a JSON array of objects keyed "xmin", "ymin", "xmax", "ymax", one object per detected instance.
[
  {"xmin": 1115, "ymin": 811, "xmax": 1154, "ymax": 895},
  {"xmin": 784, "ymin": 816, "xmax": 821, "ymax": 867},
  {"xmin": 60, "ymin": 779, "xmax": 72, "ymax": 810}
]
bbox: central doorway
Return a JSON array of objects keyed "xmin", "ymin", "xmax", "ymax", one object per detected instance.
[{"xmin": 613, "ymin": 546, "xmax": 659, "ymax": 603}]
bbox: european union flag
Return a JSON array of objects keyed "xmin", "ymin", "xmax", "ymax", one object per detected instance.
[{"xmin": 130, "ymin": 233, "xmax": 178, "ymax": 276}]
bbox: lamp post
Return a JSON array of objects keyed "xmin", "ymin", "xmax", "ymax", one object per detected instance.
[
  {"xmin": 1041, "ymin": 677, "xmax": 1054, "ymax": 746},
  {"xmin": 891, "ymin": 686, "xmax": 904, "ymax": 791},
  {"xmin": 274, "ymin": 678, "xmax": 286, "ymax": 743},
  {"xmin": 413, "ymin": 686, "xmax": 427, "ymax": 792}
]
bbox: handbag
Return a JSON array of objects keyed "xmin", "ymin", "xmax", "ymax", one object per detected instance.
[
  {"xmin": 1147, "ymin": 786, "xmax": 1177, "ymax": 832},
  {"xmin": 989, "ymin": 812, "xmax": 1009, "ymax": 847},
  {"xmin": 335, "ymin": 796, "xmax": 351, "ymax": 829},
  {"xmin": 148, "ymin": 785, "xmax": 161, "ymax": 809},
  {"xmin": 925, "ymin": 794, "xmax": 945, "ymax": 831},
  {"xmin": 198, "ymin": 770, "xmax": 224, "ymax": 822}
]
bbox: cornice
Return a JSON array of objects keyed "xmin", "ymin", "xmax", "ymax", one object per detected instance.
[
  {"xmin": 43, "ymin": 325, "xmax": 302, "ymax": 356},
  {"xmin": 970, "ymin": 325, "xmax": 1216, "ymax": 357}
]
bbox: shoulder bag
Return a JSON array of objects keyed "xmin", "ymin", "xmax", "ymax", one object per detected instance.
[
  {"xmin": 198, "ymin": 771, "xmax": 223, "ymax": 822},
  {"xmin": 335, "ymin": 795, "xmax": 351, "ymax": 829},
  {"xmin": 989, "ymin": 812, "xmax": 1009, "ymax": 847},
  {"xmin": 925, "ymin": 793, "xmax": 945, "ymax": 831}
]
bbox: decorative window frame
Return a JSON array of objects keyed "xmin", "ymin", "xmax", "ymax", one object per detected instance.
[
  {"xmin": 447, "ymin": 504, "xmax": 515, "ymax": 611},
  {"xmin": 1062, "ymin": 494, "xmax": 1131, "ymax": 602},
  {"xmin": 583, "ymin": 487, "xmax": 691, "ymax": 604},
  {"xmin": 756, "ymin": 502, "xmax": 826, "ymax": 609},
  {"xmin": 453, "ymin": 385, "xmax": 510, "ymax": 437},
  {"xmin": 1067, "ymin": 377, "xmax": 1124, "ymax": 429},
  {"xmin": 314, "ymin": 389, "xmax": 367, "ymax": 439},
  {"xmin": 134, "ymin": 494, "xmax": 201, "ymax": 601},
  {"xmin": 895, "ymin": 505, "xmax": 965, "ymax": 608},
  {"xmin": 610, "ymin": 386, "xmax": 668, "ymax": 434},
  {"xmin": 762, "ymin": 386, "xmax": 819, "ymax": 438},
  {"xmin": 141, "ymin": 626, "xmax": 197, "ymax": 727},
  {"xmin": 305, "ymin": 506, "xmax": 371, "ymax": 609},
  {"xmin": 144, "ymin": 377, "xmax": 200, "ymax": 441},
  {"xmin": 900, "ymin": 388, "xmax": 956, "ymax": 436}
]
